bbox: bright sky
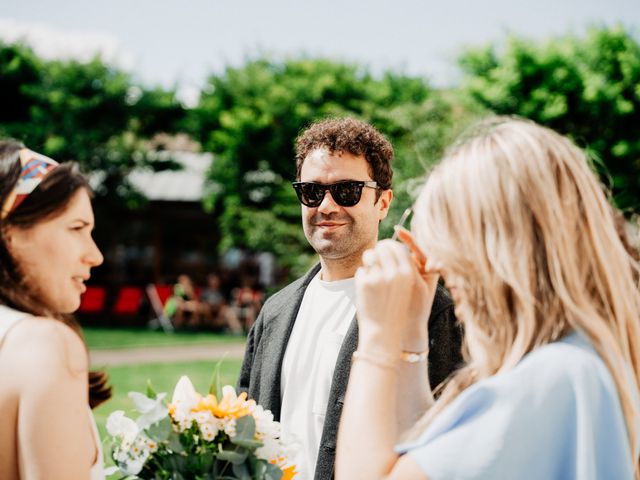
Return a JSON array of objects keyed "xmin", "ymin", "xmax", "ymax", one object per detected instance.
[{"xmin": 2, "ymin": 0, "xmax": 638, "ymax": 105}]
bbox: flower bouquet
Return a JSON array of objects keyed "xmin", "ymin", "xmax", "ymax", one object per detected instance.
[{"xmin": 104, "ymin": 375, "xmax": 297, "ymax": 480}]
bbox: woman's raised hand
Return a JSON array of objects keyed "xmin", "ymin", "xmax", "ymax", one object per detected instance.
[{"xmin": 355, "ymin": 234, "xmax": 439, "ymax": 354}]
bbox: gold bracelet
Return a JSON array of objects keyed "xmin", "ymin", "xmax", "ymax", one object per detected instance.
[
  {"xmin": 399, "ymin": 350, "xmax": 429, "ymax": 363},
  {"xmin": 352, "ymin": 350, "xmax": 398, "ymax": 370}
]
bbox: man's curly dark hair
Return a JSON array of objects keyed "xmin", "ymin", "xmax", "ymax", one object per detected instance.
[{"xmin": 295, "ymin": 117, "xmax": 393, "ymax": 190}]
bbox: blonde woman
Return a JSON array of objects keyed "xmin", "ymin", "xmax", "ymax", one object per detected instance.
[
  {"xmin": 0, "ymin": 141, "xmax": 108, "ymax": 479},
  {"xmin": 336, "ymin": 118, "xmax": 640, "ymax": 479}
]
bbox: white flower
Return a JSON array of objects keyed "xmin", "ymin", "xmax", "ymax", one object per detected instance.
[
  {"xmin": 113, "ymin": 448, "xmax": 129, "ymax": 464},
  {"xmin": 171, "ymin": 411, "xmax": 193, "ymax": 432},
  {"xmin": 146, "ymin": 439, "xmax": 159, "ymax": 453},
  {"xmin": 200, "ymin": 421, "xmax": 220, "ymax": 441},
  {"xmin": 252, "ymin": 405, "xmax": 279, "ymax": 439},
  {"xmin": 103, "ymin": 465, "xmax": 119, "ymax": 476},
  {"xmin": 170, "ymin": 376, "xmax": 200, "ymax": 418},
  {"xmin": 121, "ymin": 454, "xmax": 147, "ymax": 476},
  {"xmin": 114, "ymin": 436, "xmax": 154, "ymax": 476},
  {"xmin": 221, "ymin": 385, "xmax": 237, "ymax": 400},
  {"xmin": 222, "ymin": 417, "xmax": 236, "ymax": 437},
  {"xmin": 255, "ymin": 437, "xmax": 282, "ymax": 463},
  {"xmin": 106, "ymin": 411, "xmax": 139, "ymax": 444},
  {"xmin": 129, "ymin": 391, "xmax": 168, "ymax": 428},
  {"xmin": 193, "ymin": 410, "xmax": 213, "ymax": 426}
]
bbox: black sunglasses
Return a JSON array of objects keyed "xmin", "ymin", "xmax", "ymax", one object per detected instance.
[{"xmin": 292, "ymin": 180, "xmax": 379, "ymax": 207}]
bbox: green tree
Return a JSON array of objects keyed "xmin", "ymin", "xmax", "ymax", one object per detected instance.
[
  {"xmin": 372, "ymin": 90, "xmax": 487, "ymax": 238},
  {"xmin": 189, "ymin": 58, "xmax": 478, "ymax": 276},
  {"xmin": 0, "ymin": 41, "xmax": 186, "ymax": 208},
  {"xmin": 460, "ymin": 25, "xmax": 640, "ymax": 212}
]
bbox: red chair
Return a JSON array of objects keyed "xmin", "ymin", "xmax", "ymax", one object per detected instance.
[
  {"xmin": 112, "ymin": 286, "xmax": 144, "ymax": 316},
  {"xmin": 155, "ymin": 284, "xmax": 173, "ymax": 306},
  {"xmin": 78, "ymin": 286, "xmax": 106, "ymax": 314}
]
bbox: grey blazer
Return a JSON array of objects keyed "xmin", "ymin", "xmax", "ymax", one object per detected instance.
[{"xmin": 237, "ymin": 264, "xmax": 462, "ymax": 480}]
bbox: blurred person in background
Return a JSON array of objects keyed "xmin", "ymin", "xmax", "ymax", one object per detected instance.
[
  {"xmin": 164, "ymin": 273, "xmax": 200, "ymax": 328},
  {"xmin": 200, "ymin": 272, "xmax": 243, "ymax": 334},
  {"xmin": 232, "ymin": 273, "xmax": 264, "ymax": 332},
  {"xmin": 0, "ymin": 141, "xmax": 109, "ymax": 479}
]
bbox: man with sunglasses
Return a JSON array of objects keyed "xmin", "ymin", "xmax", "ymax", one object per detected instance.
[{"xmin": 238, "ymin": 117, "xmax": 462, "ymax": 480}]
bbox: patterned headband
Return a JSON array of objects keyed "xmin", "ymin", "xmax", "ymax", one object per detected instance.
[{"xmin": 1, "ymin": 148, "xmax": 59, "ymax": 220}]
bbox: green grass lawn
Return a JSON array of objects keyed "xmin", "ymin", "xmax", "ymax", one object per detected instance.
[
  {"xmin": 83, "ymin": 327, "xmax": 245, "ymax": 350},
  {"xmin": 94, "ymin": 358, "xmax": 243, "ymax": 465}
]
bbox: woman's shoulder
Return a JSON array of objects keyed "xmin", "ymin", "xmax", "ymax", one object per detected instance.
[
  {"xmin": 6, "ymin": 317, "xmax": 87, "ymax": 378},
  {"xmin": 436, "ymin": 332, "xmax": 615, "ymax": 415},
  {"xmin": 469, "ymin": 332, "xmax": 619, "ymax": 421},
  {"xmin": 514, "ymin": 332, "xmax": 610, "ymax": 387},
  {"xmin": 400, "ymin": 333, "xmax": 634, "ymax": 478}
]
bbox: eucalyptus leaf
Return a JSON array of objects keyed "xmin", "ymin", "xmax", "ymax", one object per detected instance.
[
  {"xmin": 264, "ymin": 462, "xmax": 284, "ymax": 480},
  {"xmin": 232, "ymin": 415, "xmax": 256, "ymax": 443},
  {"xmin": 216, "ymin": 448, "xmax": 248, "ymax": 465},
  {"xmin": 167, "ymin": 431, "xmax": 185, "ymax": 453},
  {"xmin": 253, "ymin": 459, "xmax": 267, "ymax": 479},
  {"xmin": 230, "ymin": 438, "xmax": 263, "ymax": 449},
  {"xmin": 186, "ymin": 452, "xmax": 213, "ymax": 473},
  {"xmin": 147, "ymin": 416, "xmax": 172, "ymax": 442},
  {"xmin": 166, "ymin": 453, "xmax": 187, "ymax": 472},
  {"xmin": 232, "ymin": 462, "xmax": 251, "ymax": 480}
]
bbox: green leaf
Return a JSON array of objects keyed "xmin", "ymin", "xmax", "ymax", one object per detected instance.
[
  {"xmin": 231, "ymin": 438, "xmax": 263, "ymax": 449},
  {"xmin": 231, "ymin": 415, "xmax": 256, "ymax": 444},
  {"xmin": 252, "ymin": 459, "xmax": 268, "ymax": 479},
  {"xmin": 146, "ymin": 416, "xmax": 172, "ymax": 442},
  {"xmin": 208, "ymin": 356, "xmax": 227, "ymax": 398},
  {"xmin": 146, "ymin": 379, "xmax": 157, "ymax": 399},
  {"xmin": 167, "ymin": 431, "xmax": 185, "ymax": 453},
  {"xmin": 264, "ymin": 462, "xmax": 284, "ymax": 480},
  {"xmin": 216, "ymin": 448, "xmax": 248, "ymax": 465},
  {"xmin": 232, "ymin": 462, "xmax": 252, "ymax": 480}
]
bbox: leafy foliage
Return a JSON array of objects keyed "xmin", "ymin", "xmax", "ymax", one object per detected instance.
[
  {"xmin": 460, "ymin": 25, "xmax": 640, "ymax": 212},
  {"xmin": 0, "ymin": 41, "xmax": 185, "ymax": 208},
  {"xmin": 188, "ymin": 58, "xmax": 483, "ymax": 276}
]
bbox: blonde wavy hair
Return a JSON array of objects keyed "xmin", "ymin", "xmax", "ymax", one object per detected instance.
[{"xmin": 412, "ymin": 117, "xmax": 640, "ymax": 476}]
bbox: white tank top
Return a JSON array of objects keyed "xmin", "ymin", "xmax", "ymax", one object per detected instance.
[{"xmin": 0, "ymin": 305, "xmax": 104, "ymax": 479}]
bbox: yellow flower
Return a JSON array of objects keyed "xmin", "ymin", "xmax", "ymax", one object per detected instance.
[
  {"xmin": 270, "ymin": 458, "xmax": 297, "ymax": 479},
  {"xmin": 281, "ymin": 464, "xmax": 297, "ymax": 480},
  {"xmin": 193, "ymin": 386, "xmax": 255, "ymax": 419}
]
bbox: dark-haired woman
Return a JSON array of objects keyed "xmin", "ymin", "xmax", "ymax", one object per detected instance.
[{"xmin": 0, "ymin": 142, "xmax": 109, "ymax": 479}]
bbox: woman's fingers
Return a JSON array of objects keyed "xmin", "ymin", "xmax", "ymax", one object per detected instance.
[
  {"xmin": 371, "ymin": 240, "xmax": 402, "ymax": 281},
  {"xmin": 395, "ymin": 227, "xmax": 427, "ymax": 275}
]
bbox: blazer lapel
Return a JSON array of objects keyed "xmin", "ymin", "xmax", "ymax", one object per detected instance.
[
  {"xmin": 259, "ymin": 263, "xmax": 321, "ymax": 420},
  {"xmin": 314, "ymin": 315, "xmax": 358, "ymax": 479}
]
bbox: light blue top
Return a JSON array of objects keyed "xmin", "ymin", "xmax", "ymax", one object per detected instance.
[{"xmin": 396, "ymin": 331, "xmax": 639, "ymax": 479}]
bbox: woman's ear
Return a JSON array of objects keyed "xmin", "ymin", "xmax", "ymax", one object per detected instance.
[
  {"xmin": 2, "ymin": 225, "xmax": 13, "ymax": 248},
  {"xmin": 3, "ymin": 225, "xmax": 25, "ymax": 254}
]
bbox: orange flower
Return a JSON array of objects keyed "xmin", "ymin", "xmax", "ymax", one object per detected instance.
[
  {"xmin": 281, "ymin": 464, "xmax": 297, "ymax": 480},
  {"xmin": 192, "ymin": 386, "xmax": 255, "ymax": 419},
  {"xmin": 271, "ymin": 458, "xmax": 297, "ymax": 479}
]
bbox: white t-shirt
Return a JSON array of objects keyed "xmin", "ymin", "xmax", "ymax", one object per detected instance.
[{"xmin": 280, "ymin": 273, "xmax": 356, "ymax": 480}]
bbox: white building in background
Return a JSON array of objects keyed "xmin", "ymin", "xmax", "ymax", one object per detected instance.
[{"xmin": 128, "ymin": 151, "xmax": 212, "ymax": 202}]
